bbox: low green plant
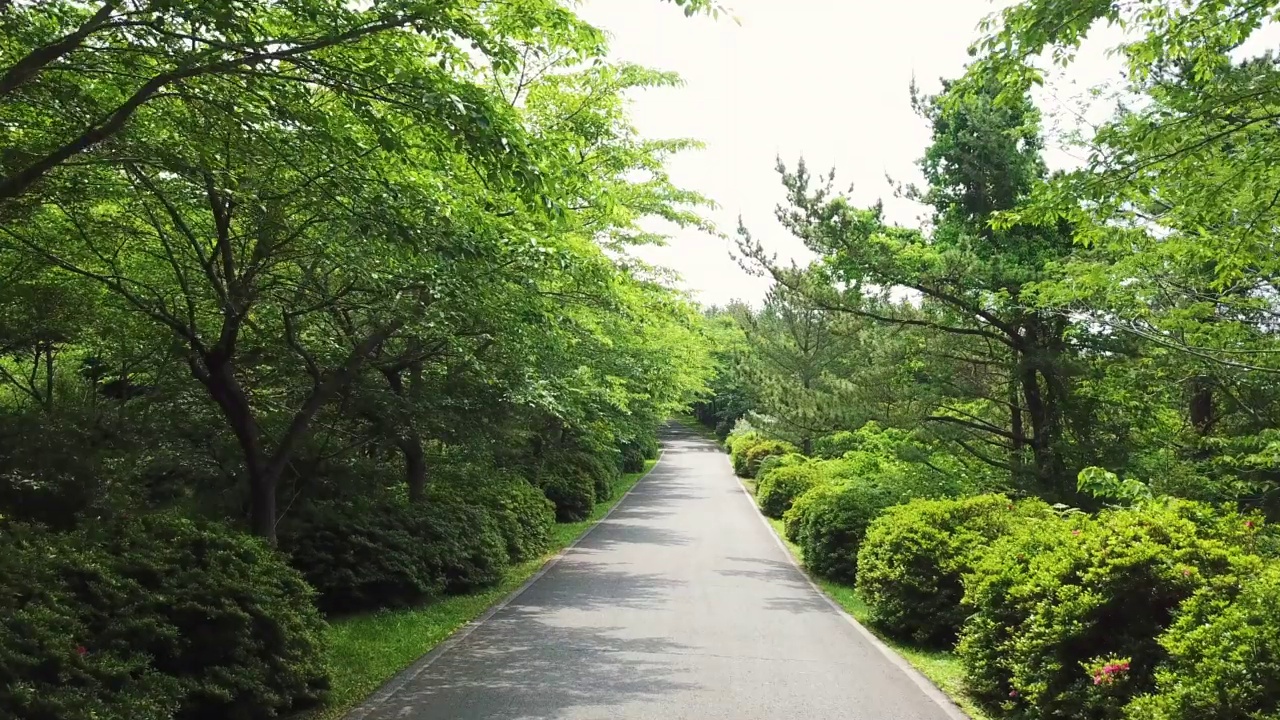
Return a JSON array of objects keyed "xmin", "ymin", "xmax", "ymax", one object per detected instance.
[
  {"xmin": 782, "ymin": 479, "xmax": 905, "ymax": 582},
  {"xmin": 755, "ymin": 452, "xmax": 806, "ymax": 485},
  {"xmin": 756, "ymin": 462, "xmax": 825, "ymax": 518},
  {"xmin": 1124, "ymin": 556, "xmax": 1278, "ymax": 720},
  {"xmin": 0, "ymin": 514, "xmax": 329, "ymax": 720},
  {"xmin": 958, "ymin": 500, "xmax": 1262, "ymax": 720},
  {"xmin": 856, "ymin": 495, "xmax": 1052, "ymax": 646},
  {"xmin": 741, "ymin": 439, "xmax": 798, "ymax": 479},
  {"xmin": 540, "ymin": 466, "xmax": 597, "ymax": 522},
  {"xmin": 281, "ymin": 498, "xmax": 444, "ymax": 615}
]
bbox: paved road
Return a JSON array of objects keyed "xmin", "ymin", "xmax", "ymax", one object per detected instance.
[{"xmin": 352, "ymin": 425, "xmax": 963, "ymax": 720}]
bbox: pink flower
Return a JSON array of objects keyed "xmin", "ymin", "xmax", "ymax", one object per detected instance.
[
  {"xmin": 76, "ymin": 645, "xmax": 87, "ymax": 657},
  {"xmin": 1072, "ymin": 530, "xmax": 1081, "ymax": 536},
  {"xmin": 1246, "ymin": 520, "xmax": 1256, "ymax": 530},
  {"xmin": 1009, "ymin": 690, "xmax": 1018, "ymax": 698}
]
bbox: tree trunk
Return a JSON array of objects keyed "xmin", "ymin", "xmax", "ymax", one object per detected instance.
[
  {"xmin": 197, "ymin": 355, "xmax": 278, "ymax": 543},
  {"xmin": 1190, "ymin": 375, "xmax": 1214, "ymax": 435},
  {"xmin": 398, "ymin": 433, "xmax": 427, "ymax": 503},
  {"xmin": 1019, "ymin": 319, "xmax": 1070, "ymax": 498},
  {"xmin": 376, "ymin": 365, "xmax": 429, "ymax": 502},
  {"xmin": 1008, "ymin": 361, "xmax": 1024, "ymax": 487}
]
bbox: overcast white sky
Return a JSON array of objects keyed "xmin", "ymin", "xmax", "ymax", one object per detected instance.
[{"xmin": 576, "ymin": 0, "xmax": 1118, "ymax": 306}]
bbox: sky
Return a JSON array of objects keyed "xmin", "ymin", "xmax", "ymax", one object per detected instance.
[{"xmin": 575, "ymin": 0, "xmax": 1112, "ymax": 307}]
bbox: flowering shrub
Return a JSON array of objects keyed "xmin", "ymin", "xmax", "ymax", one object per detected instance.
[
  {"xmin": 1, "ymin": 515, "xmax": 328, "ymax": 720},
  {"xmin": 958, "ymin": 500, "xmax": 1260, "ymax": 720},
  {"xmin": 1126, "ymin": 556, "xmax": 1278, "ymax": 720},
  {"xmin": 855, "ymin": 495, "xmax": 1053, "ymax": 646}
]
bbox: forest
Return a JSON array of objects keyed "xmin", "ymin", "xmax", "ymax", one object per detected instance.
[
  {"xmin": 0, "ymin": 1, "xmax": 719, "ymax": 718},
  {"xmin": 698, "ymin": 0, "xmax": 1280, "ymax": 718},
  {"xmin": 7, "ymin": 0, "xmax": 1280, "ymax": 719}
]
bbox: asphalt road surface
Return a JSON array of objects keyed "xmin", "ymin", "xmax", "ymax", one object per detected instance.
[{"xmin": 350, "ymin": 425, "xmax": 965, "ymax": 720}]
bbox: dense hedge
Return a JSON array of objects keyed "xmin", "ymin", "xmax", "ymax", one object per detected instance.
[
  {"xmin": 957, "ymin": 500, "xmax": 1260, "ymax": 719},
  {"xmin": 755, "ymin": 452, "xmax": 806, "ymax": 487},
  {"xmin": 539, "ymin": 465, "xmax": 597, "ymax": 522},
  {"xmin": 742, "ymin": 439, "xmax": 798, "ymax": 479},
  {"xmin": 619, "ymin": 434, "xmax": 659, "ymax": 473},
  {"xmin": 1128, "ymin": 556, "xmax": 1279, "ymax": 720},
  {"xmin": 0, "ymin": 515, "xmax": 328, "ymax": 720},
  {"xmin": 856, "ymin": 495, "xmax": 1052, "ymax": 646},
  {"xmin": 783, "ymin": 479, "xmax": 906, "ymax": 582},
  {"xmin": 727, "ymin": 430, "xmax": 762, "ymax": 476},
  {"xmin": 426, "ymin": 466, "xmax": 555, "ymax": 563},
  {"xmin": 756, "ymin": 462, "xmax": 825, "ymax": 518},
  {"xmin": 282, "ymin": 494, "xmax": 511, "ymax": 614},
  {"xmin": 280, "ymin": 499, "xmax": 444, "ymax": 614}
]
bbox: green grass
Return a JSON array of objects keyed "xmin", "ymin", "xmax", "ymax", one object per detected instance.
[
  {"xmin": 297, "ymin": 459, "xmax": 658, "ymax": 720},
  {"xmin": 750, "ymin": 493, "xmax": 992, "ymax": 720}
]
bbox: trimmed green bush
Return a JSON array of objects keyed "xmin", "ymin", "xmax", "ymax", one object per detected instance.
[
  {"xmin": 756, "ymin": 462, "xmax": 825, "ymax": 518},
  {"xmin": 782, "ymin": 479, "xmax": 906, "ymax": 582},
  {"xmin": 856, "ymin": 494, "xmax": 1052, "ymax": 646},
  {"xmin": 282, "ymin": 500, "xmax": 440, "ymax": 614},
  {"xmin": 1126, "ymin": 556, "xmax": 1279, "ymax": 720},
  {"xmin": 410, "ymin": 500, "xmax": 510, "ymax": 594},
  {"xmin": 958, "ymin": 500, "xmax": 1260, "ymax": 720},
  {"xmin": 540, "ymin": 466, "xmax": 596, "ymax": 522},
  {"xmin": 619, "ymin": 434, "xmax": 659, "ymax": 472},
  {"xmin": 0, "ymin": 515, "xmax": 329, "ymax": 720},
  {"xmin": 620, "ymin": 444, "xmax": 647, "ymax": 473},
  {"xmin": 471, "ymin": 479, "xmax": 555, "ymax": 563},
  {"xmin": 0, "ymin": 524, "xmax": 181, "ymax": 720},
  {"xmin": 755, "ymin": 452, "xmax": 806, "ymax": 484},
  {"xmin": 727, "ymin": 430, "xmax": 763, "ymax": 476},
  {"xmin": 427, "ymin": 468, "xmax": 555, "ymax": 563},
  {"xmin": 813, "ymin": 430, "xmax": 860, "ymax": 459},
  {"xmin": 283, "ymin": 494, "xmax": 511, "ymax": 613},
  {"xmin": 742, "ymin": 439, "xmax": 798, "ymax": 479}
]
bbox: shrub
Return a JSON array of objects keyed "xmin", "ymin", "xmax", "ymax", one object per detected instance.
[
  {"xmin": 958, "ymin": 500, "xmax": 1260, "ymax": 720},
  {"xmin": 470, "ymin": 479, "xmax": 554, "ymax": 563},
  {"xmin": 1125, "ymin": 556, "xmax": 1278, "ymax": 720},
  {"xmin": 0, "ymin": 515, "xmax": 329, "ymax": 720},
  {"xmin": 427, "ymin": 467, "xmax": 554, "ymax": 563},
  {"xmin": 0, "ymin": 524, "xmax": 181, "ymax": 720},
  {"xmin": 619, "ymin": 434, "xmax": 659, "ymax": 472},
  {"xmin": 281, "ymin": 499, "xmax": 442, "ymax": 614},
  {"xmin": 620, "ymin": 444, "xmax": 647, "ymax": 473},
  {"xmin": 782, "ymin": 479, "xmax": 906, "ymax": 582},
  {"xmin": 755, "ymin": 452, "xmax": 806, "ymax": 483},
  {"xmin": 727, "ymin": 430, "xmax": 763, "ymax": 476},
  {"xmin": 283, "ymin": 493, "xmax": 512, "ymax": 612},
  {"xmin": 813, "ymin": 431, "xmax": 860, "ymax": 459},
  {"xmin": 409, "ymin": 500, "xmax": 509, "ymax": 594},
  {"xmin": 756, "ymin": 462, "xmax": 825, "ymax": 519},
  {"xmin": 540, "ymin": 466, "xmax": 596, "ymax": 522},
  {"xmin": 742, "ymin": 439, "xmax": 798, "ymax": 479},
  {"xmin": 856, "ymin": 495, "xmax": 1052, "ymax": 646}
]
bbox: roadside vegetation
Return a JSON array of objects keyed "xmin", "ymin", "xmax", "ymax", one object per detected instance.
[
  {"xmin": 698, "ymin": 2, "xmax": 1280, "ymax": 718},
  {"xmin": 0, "ymin": 2, "xmax": 714, "ymax": 718}
]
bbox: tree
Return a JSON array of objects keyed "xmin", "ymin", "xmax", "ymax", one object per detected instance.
[
  {"xmin": 735, "ymin": 267, "xmax": 861, "ymax": 454},
  {"xmin": 739, "ymin": 76, "xmax": 1084, "ymax": 498}
]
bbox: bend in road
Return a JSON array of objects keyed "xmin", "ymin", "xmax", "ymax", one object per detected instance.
[{"xmin": 351, "ymin": 424, "xmax": 965, "ymax": 720}]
